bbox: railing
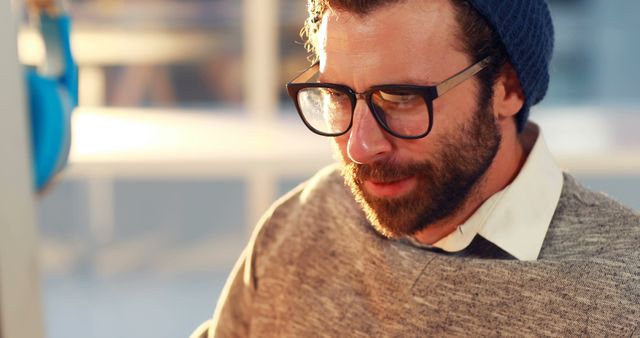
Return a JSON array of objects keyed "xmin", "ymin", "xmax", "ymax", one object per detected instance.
[
  {"xmin": 60, "ymin": 106, "xmax": 640, "ymax": 256},
  {"xmin": 0, "ymin": 2, "xmax": 45, "ymax": 338},
  {"xmin": 15, "ymin": 2, "xmax": 640, "ymax": 336}
]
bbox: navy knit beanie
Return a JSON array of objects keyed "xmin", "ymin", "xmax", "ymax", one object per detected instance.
[{"xmin": 465, "ymin": 0, "xmax": 555, "ymax": 132}]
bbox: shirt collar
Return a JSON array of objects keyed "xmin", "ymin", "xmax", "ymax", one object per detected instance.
[{"xmin": 425, "ymin": 123, "xmax": 564, "ymax": 261}]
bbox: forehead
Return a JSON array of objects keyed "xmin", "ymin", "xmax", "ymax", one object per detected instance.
[{"xmin": 317, "ymin": 0, "xmax": 468, "ymax": 86}]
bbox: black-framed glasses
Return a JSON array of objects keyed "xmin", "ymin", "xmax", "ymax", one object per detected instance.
[{"xmin": 286, "ymin": 56, "xmax": 492, "ymax": 139}]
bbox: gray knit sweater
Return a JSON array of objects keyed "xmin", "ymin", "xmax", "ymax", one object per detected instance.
[{"xmin": 203, "ymin": 165, "xmax": 640, "ymax": 338}]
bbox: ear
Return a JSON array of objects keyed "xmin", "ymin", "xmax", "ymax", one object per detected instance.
[{"xmin": 492, "ymin": 63, "xmax": 525, "ymax": 120}]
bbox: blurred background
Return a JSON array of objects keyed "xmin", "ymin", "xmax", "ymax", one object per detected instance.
[{"xmin": 13, "ymin": 0, "xmax": 640, "ymax": 337}]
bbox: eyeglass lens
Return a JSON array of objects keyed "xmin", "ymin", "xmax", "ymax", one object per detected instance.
[
  {"xmin": 297, "ymin": 87, "xmax": 430, "ymax": 137},
  {"xmin": 298, "ymin": 87, "xmax": 352, "ymax": 135}
]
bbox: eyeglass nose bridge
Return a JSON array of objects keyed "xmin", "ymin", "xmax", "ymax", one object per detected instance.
[
  {"xmin": 353, "ymin": 92, "xmax": 368, "ymax": 101},
  {"xmin": 349, "ymin": 91, "xmax": 375, "ymax": 119},
  {"xmin": 345, "ymin": 89, "xmax": 372, "ymax": 113},
  {"xmin": 350, "ymin": 91, "xmax": 375, "ymax": 113},
  {"xmin": 349, "ymin": 91, "xmax": 386, "ymax": 135}
]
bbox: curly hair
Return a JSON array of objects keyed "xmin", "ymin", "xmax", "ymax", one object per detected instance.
[{"xmin": 301, "ymin": 0, "xmax": 508, "ymax": 105}]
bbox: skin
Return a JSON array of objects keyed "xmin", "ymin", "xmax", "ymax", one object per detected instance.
[
  {"xmin": 317, "ymin": 0, "xmax": 526, "ymax": 244},
  {"xmin": 27, "ymin": 0, "xmax": 60, "ymax": 14}
]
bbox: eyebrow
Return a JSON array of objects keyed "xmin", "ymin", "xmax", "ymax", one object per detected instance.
[
  {"xmin": 318, "ymin": 74, "xmax": 437, "ymax": 88},
  {"xmin": 315, "ymin": 62, "xmax": 440, "ymax": 88},
  {"xmin": 379, "ymin": 78, "xmax": 438, "ymax": 86}
]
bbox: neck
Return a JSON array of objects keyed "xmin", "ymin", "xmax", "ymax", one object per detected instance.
[{"xmin": 413, "ymin": 124, "xmax": 527, "ymax": 245}]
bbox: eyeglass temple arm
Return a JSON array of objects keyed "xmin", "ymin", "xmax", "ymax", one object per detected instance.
[
  {"xmin": 435, "ymin": 56, "xmax": 492, "ymax": 97},
  {"xmin": 290, "ymin": 63, "xmax": 320, "ymax": 83}
]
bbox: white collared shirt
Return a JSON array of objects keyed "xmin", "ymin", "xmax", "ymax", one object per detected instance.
[{"xmin": 409, "ymin": 122, "xmax": 564, "ymax": 261}]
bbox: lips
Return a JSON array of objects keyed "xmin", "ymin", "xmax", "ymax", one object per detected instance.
[{"xmin": 363, "ymin": 176, "xmax": 416, "ymax": 198}]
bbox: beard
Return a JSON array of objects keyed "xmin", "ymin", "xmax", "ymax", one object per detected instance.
[{"xmin": 338, "ymin": 105, "xmax": 502, "ymax": 238}]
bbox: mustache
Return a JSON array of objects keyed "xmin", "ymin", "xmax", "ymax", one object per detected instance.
[{"xmin": 342, "ymin": 159, "xmax": 436, "ymax": 184}]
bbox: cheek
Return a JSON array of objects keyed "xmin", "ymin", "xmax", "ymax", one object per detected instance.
[
  {"xmin": 394, "ymin": 137, "xmax": 438, "ymax": 162},
  {"xmin": 332, "ymin": 128, "xmax": 438, "ymax": 164},
  {"xmin": 331, "ymin": 135, "xmax": 349, "ymax": 161},
  {"xmin": 430, "ymin": 82, "xmax": 480, "ymax": 138}
]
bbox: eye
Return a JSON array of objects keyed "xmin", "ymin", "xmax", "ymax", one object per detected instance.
[
  {"xmin": 378, "ymin": 90, "xmax": 418, "ymax": 103},
  {"xmin": 316, "ymin": 87, "xmax": 343, "ymax": 97}
]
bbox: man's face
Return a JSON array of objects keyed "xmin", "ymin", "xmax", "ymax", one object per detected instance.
[{"xmin": 317, "ymin": 0, "xmax": 502, "ymax": 238}]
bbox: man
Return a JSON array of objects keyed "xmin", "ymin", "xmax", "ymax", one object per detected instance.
[{"xmin": 192, "ymin": 0, "xmax": 640, "ymax": 336}]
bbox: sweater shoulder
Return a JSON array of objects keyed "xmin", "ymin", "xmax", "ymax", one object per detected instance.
[
  {"xmin": 541, "ymin": 173, "xmax": 640, "ymax": 259},
  {"xmin": 554, "ymin": 173, "xmax": 639, "ymax": 224},
  {"xmin": 247, "ymin": 164, "xmax": 362, "ymax": 275},
  {"xmin": 257, "ymin": 163, "xmax": 349, "ymax": 233}
]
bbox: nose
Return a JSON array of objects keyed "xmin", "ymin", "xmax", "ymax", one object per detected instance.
[{"xmin": 346, "ymin": 100, "xmax": 393, "ymax": 164}]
